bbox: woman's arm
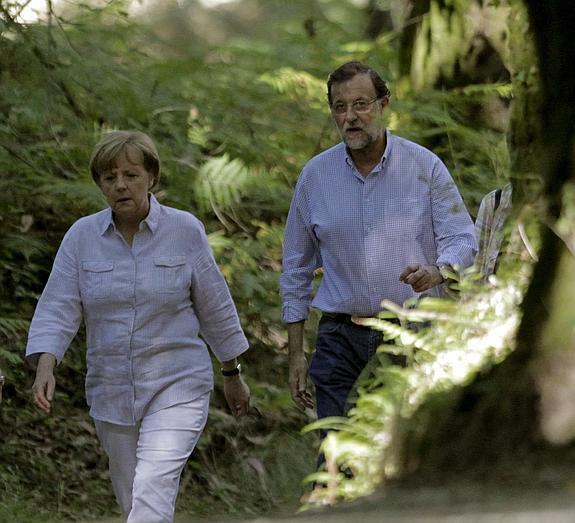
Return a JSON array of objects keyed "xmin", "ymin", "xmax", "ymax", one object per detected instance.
[
  {"xmin": 190, "ymin": 226, "xmax": 250, "ymax": 416},
  {"xmin": 26, "ymin": 227, "xmax": 83, "ymax": 412},
  {"xmin": 26, "ymin": 227, "xmax": 83, "ymax": 368},
  {"xmin": 190, "ymin": 227, "xmax": 249, "ymax": 363},
  {"xmin": 221, "ymin": 358, "xmax": 250, "ymax": 417},
  {"xmin": 31, "ymin": 353, "xmax": 57, "ymax": 413}
]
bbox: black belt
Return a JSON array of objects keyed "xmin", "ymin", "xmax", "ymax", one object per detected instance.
[
  {"xmin": 322, "ymin": 312, "xmax": 400, "ymax": 326},
  {"xmin": 322, "ymin": 312, "xmax": 367, "ymax": 325}
]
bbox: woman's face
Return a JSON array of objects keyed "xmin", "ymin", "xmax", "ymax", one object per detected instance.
[{"xmin": 99, "ymin": 149, "xmax": 154, "ymax": 224}]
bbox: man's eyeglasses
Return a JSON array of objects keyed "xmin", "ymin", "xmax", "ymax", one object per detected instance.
[{"xmin": 331, "ymin": 98, "xmax": 379, "ymax": 115}]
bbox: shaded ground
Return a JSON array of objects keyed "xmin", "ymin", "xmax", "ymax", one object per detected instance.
[
  {"xmin": 79, "ymin": 425, "xmax": 575, "ymax": 523},
  {"xmin": 87, "ymin": 482, "xmax": 575, "ymax": 523}
]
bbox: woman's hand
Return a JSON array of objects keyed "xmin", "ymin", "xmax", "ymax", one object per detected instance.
[
  {"xmin": 223, "ymin": 375, "xmax": 250, "ymax": 417},
  {"xmin": 32, "ymin": 353, "xmax": 57, "ymax": 414}
]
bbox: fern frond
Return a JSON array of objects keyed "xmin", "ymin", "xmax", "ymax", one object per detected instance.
[
  {"xmin": 195, "ymin": 154, "xmax": 252, "ymax": 214},
  {"xmin": 258, "ymin": 68, "xmax": 325, "ymax": 103},
  {"xmin": 40, "ymin": 180, "xmax": 105, "ymax": 212},
  {"xmin": 454, "ymin": 82, "xmax": 514, "ymax": 99},
  {"xmin": 0, "ymin": 317, "xmax": 30, "ymax": 340}
]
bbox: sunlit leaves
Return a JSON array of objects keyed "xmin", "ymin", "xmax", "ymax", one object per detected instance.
[{"xmin": 306, "ymin": 274, "xmax": 526, "ymax": 505}]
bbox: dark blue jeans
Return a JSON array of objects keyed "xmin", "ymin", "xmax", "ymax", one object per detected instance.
[{"xmin": 309, "ymin": 315, "xmax": 383, "ymax": 432}]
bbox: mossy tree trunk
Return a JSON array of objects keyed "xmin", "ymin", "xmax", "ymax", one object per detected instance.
[{"xmin": 394, "ymin": 0, "xmax": 575, "ymax": 479}]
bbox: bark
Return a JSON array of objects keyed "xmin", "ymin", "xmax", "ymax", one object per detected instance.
[
  {"xmin": 391, "ymin": 0, "xmax": 575, "ymax": 479},
  {"xmin": 398, "ymin": 0, "xmax": 431, "ymax": 79}
]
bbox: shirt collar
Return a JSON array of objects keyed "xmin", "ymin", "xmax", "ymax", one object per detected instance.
[
  {"xmin": 143, "ymin": 193, "xmax": 161, "ymax": 233},
  {"xmin": 98, "ymin": 193, "xmax": 161, "ymax": 236},
  {"xmin": 344, "ymin": 129, "xmax": 392, "ymax": 173}
]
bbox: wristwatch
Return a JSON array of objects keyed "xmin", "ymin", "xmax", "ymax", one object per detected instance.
[{"xmin": 221, "ymin": 363, "xmax": 241, "ymax": 377}]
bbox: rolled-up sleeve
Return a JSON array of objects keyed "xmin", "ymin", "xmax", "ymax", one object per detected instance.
[
  {"xmin": 26, "ymin": 228, "xmax": 83, "ymax": 368},
  {"xmin": 191, "ymin": 227, "xmax": 249, "ymax": 362},
  {"xmin": 430, "ymin": 160, "xmax": 478, "ymax": 269},
  {"xmin": 280, "ymin": 177, "xmax": 322, "ymax": 323}
]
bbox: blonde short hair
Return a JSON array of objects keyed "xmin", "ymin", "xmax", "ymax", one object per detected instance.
[{"xmin": 89, "ymin": 130, "xmax": 161, "ymax": 189}]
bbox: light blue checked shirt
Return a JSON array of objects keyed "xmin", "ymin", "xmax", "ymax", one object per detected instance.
[
  {"xmin": 26, "ymin": 195, "xmax": 248, "ymax": 425},
  {"xmin": 281, "ymin": 131, "xmax": 477, "ymax": 323}
]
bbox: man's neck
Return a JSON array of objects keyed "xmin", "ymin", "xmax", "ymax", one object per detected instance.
[{"xmin": 348, "ymin": 132, "xmax": 387, "ymax": 176}]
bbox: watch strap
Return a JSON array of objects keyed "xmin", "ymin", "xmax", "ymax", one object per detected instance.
[{"xmin": 221, "ymin": 363, "xmax": 241, "ymax": 377}]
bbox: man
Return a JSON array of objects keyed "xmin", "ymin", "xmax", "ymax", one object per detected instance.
[{"xmin": 280, "ymin": 62, "xmax": 477, "ymax": 428}]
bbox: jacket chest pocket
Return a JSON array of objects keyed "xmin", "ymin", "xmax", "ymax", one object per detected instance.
[
  {"xmin": 81, "ymin": 261, "xmax": 115, "ymax": 299},
  {"xmin": 153, "ymin": 256, "xmax": 188, "ymax": 293}
]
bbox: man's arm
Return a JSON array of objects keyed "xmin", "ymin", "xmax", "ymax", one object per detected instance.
[
  {"xmin": 287, "ymin": 321, "xmax": 313, "ymax": 410},
  {"xmin": 281, "ymin": 177, "xmax": 320, "ymax": 409},
  {"xmin": 280, "ymin": 178, "xmax": 321, "ymax": 323},
  {"xmin": 399, "ymin": 159, "xmax": 476, "ymax": 294},
  {"xmin": 429, "ymin": 159, "xmax": 478, "ymax": 271}
]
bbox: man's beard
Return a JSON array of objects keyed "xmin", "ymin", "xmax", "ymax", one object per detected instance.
[{"xmin": 341, "ymin": 127, "xmax": 381, "ymax": 150}]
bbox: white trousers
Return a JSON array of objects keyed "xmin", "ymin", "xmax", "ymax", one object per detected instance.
[{"xmin": 94, "ymin": 393, "xmax": 210, "ymax": 523}]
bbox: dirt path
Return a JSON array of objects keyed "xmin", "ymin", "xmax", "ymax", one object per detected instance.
[{"xmin": 88, "ymin": 486, "xmax": 575, "ymax": 523}]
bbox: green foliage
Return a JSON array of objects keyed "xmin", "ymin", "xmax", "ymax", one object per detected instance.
[
  {"xmin": 411, "ymin": 0, "xmax": 466, "ymax": 89},
  {"xmin": 391, "ymin": 87, "xmax": 512, "ymax": 213},
  {"xmin": 180, "ymin": 408, "xmax": 317, "ymax": 519},
  {"xmin": 304, "ymin": 268, "xmax": 530, "ymax": 505}
]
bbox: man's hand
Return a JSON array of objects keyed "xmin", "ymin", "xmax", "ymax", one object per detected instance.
[
  {"xmin": 287, "ymin": 321, "xmax": 314, "ymax": 410},
  {"xmin": 224, "ymin": 375, "xmax": 250, "ymax": 417},
  {"xmin": 32, "ymin": 353, "xmax": 57, "ymax": 414},
  {"xmin": 289, "ymin": 352, "xmax": 314, "ymax": 410},
  {"xmin": 399, "ymin": 264, "xmax": 443, "ymax": 293}
]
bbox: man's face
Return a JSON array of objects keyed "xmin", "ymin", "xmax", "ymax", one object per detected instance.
[{"xmin": 330, "ymin": 73, "xmax": 388, "ymax": 150}]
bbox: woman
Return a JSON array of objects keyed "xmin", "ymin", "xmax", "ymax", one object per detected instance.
[{"xmin": 27, "ymin": 130, "xmax": 250, "ymax": 523}]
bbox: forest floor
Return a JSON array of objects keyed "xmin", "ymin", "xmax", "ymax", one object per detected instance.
[
  {"xmin": 77, "ymin": 445, "xmax": 575, "ymax": 523},
  {"xmin": 85, "ymin": 480, "xmax": 575, "ymax": 523},
  {"xmin": 227, "ymin": 490, "xmax": 575, "ymax": 523}
]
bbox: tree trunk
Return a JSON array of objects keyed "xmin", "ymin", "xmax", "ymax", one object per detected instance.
[
  {"xmin": 391, "ymin": 0, "xmax": 575, "ymax": 480},
  {"xmin": 398, "ymin": 0, "xmax": 431, "ymax": 79},
  {"xmin": 365, "ymin": 0, "xmax": 394, "ymax": 40}
]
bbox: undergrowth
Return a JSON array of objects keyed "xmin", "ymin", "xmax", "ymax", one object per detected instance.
[{"xmin": 302, "ymin": 268, "xmax": 531, "ymax": 507}]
